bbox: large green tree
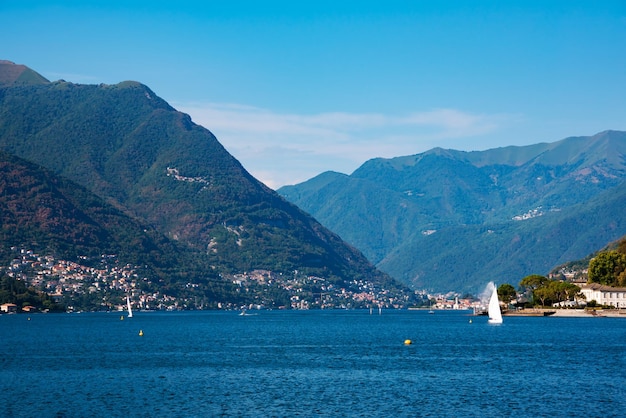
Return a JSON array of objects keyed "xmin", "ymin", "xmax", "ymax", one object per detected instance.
[
  {"xmin": 519, "ymin": 275, "xmax": 548, "ymax": 293},
  {"xmin": 497, "ymin": 283, "xmax": 517, "ymax": 303},
  {"xmin": 588, "ymin": 251, "xmax": 626, "ymax": 286},
  {"xmin": 534, "ymin": 285, "xmax": 552, "ymax": 307}
]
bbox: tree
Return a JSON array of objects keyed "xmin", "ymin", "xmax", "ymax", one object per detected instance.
[
  {"xmin": 555, "ymin": 282, "xmax": 581, "ymax": 304},
  {"xmin": 519, "ymin": 274, "xmax": 548, "ymax": 292},
  {"xmin": 517, "ymin": 275, "xmax": 581, "ymax": 307},
  {"xmin": 543, "ymin": 281, "xmax": 582, "ymax": 306},
  {"xmin": 588, "ymin": 251, "xmax": 626, "ymax": 286},
  {"xmin": 519, "ymin": 274, "xmax": 548, "ymax": 304},
  {"xmin": 534, "ymin": 285, "xmax": 552, "ymax": 307},
  {"xmin": 497, "ymin": 283, "xmax": 517, "ymax": 304}
]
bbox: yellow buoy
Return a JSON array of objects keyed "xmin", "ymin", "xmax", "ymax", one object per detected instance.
[
  {"xmin": 139, "ymin": 329, "xmax": 144, "ymax": 336},
  {"xmin": 120, "ymin": 315, "xmax": 124, "ymax": 321},
  {"xmin": 469, "ymin": 319, "xmax": 473, "ymax": 324},
  {"xmin": 404, "ymin": 339, "xmax": 412, "ymax": 345}
]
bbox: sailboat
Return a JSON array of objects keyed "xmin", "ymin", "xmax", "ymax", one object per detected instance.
[
  {"xmin": 488, "ymin": 284, "xmax": 502, "ymax": 324},
  {"xmin": 126, "ymin": 295, "xmax": 133, "ymax": 318}
]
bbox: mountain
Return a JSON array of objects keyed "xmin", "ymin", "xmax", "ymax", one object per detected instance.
[
  {"xmin": 0, "ymin": 60, "xmax": 49, "ymax": 86},
  {"xmin": 0, "ymin": 148, "xmax": 260, "ymax": 301},
  {"xmin": 0, "ymin": 150, "xmax": 179, "ymax": 267},
  {"xmin": 279, "ymin": 131, "xmax": 626, "ymax": 293},
  {"xmin": 0, "ymin": 61, "xmax": 411, "ymax": 307}
]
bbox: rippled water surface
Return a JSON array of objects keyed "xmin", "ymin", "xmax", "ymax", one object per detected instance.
[{"xmin": 2, "ymin": 310, "xmax": 625, "ymax": 417}]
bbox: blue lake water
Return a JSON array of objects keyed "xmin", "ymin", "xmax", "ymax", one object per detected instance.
[{"xmin": 1, "ymin": 310, "xmax": 625, "ymax": 417}]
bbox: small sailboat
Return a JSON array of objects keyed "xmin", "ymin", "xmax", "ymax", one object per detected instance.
[
  {"xmin": 488, "ymin": 284, "xmax": 503, "ymax": 324},
  {"xmin": 126, "ymin": 295, "xmax": 133, "ymax": 318},
  {"xmin": 238, "ymin": 309, "xmax": 257, "ymax": 316}
]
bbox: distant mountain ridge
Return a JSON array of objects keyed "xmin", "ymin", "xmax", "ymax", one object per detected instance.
[
  {"xmin": 0, "ymin": 60, "xmax": 409, "ymax": 306},
  {"xmin": 279, "ymin": 130, "xmax": 626, "ymax": 293}
]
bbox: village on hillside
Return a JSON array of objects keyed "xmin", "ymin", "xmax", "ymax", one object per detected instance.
[
  {"xmin": 4, "ymin": 244, "xmax": 626, "ymax": 315},
  {"xmin": 0, "ymin": 246, "xmax": 427, "ymax": 313}
]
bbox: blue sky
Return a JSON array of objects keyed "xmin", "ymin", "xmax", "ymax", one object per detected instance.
[{"xmin": 2, "ymin": 1, "xmax": 625, "ymax": 188}]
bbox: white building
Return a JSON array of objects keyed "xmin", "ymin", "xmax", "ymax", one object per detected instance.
[
  {"xmin": 579, "ymin": 283, "xmax": 626, "ymax": 308},
  {"xmin": 0, "ymin": 303, "xmax": 18, "ymax": 313}
]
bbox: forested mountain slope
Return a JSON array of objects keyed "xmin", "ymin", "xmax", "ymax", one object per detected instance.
[
  {"xmin": 0, "ymin": 61, "xmax": 409, "ymax": 305},
  {"xmin": 280, "ymin": 131, "xmax": 626, "ymax": 292}
]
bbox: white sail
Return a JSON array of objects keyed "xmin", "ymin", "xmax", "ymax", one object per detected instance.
[
  {"xmin": 488, "ymin": 284, "xmax": 502, "ymax": 324},
  {"xmin": 126, "ymin": 295, "xmax": 133, "ymax": 318}
]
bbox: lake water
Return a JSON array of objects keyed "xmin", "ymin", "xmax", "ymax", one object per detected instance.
[{"xmin": 1, "ymin": 310, "xmax": 625, "ymax": 417}]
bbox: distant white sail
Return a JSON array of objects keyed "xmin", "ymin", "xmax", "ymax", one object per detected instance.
[
  {"xmin": 488, "ymin": 284, "xmax": 502, "ymax": 324},
  {"xmin": 126, "ymin": 295, "xmax": 133, "ymax": 318}
]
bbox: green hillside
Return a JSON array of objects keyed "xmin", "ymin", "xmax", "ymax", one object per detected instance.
[
  {"xmin": 280, "ymin": 131, "xmax": 626, "ymax": 293},
  {"xmin": 0, "ymin": 151, "xmax": 178, "ymax": 266},
  {"xmin": 0, "ymin": 150, "xmax": 243, "ymax": 304},
  {"xmin": 0, "ymin": 61, "xmax": 414, "ymax": 309}
]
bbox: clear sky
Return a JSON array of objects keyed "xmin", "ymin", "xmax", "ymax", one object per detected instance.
[{"xmin": 2, "ymin": 1, "xmax": 625, "ymax": 188}]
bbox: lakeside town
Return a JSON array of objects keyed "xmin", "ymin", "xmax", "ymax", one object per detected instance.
[
  {"xmin": 0, "ymin": 246, "xmax": 430, "ymax": 313},
  {"xmin": 3, "ymin": 245, "xmax": 626, "ymax": 316}
]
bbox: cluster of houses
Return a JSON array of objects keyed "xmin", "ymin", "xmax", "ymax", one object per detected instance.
[
  {"xmin": 224, "ymin": 269, "xmax": 415, "ymax": 310},
  {"xmin": 1, "ymin": 247, "xmax": 178, "ymax": 312},
  {"xmin": 5, "ymin": 246, "xmax": 626, "ymax": 313},
  {"xmin": 1, "ymin": 248, "xmax": 418, "ymax": 312}
]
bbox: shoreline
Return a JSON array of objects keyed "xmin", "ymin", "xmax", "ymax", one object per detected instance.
[
  {"xmin": 505, "ymin": 308, "xmax": 626, "ymax": 318},
  {"xmin": 551, "ymin": 308, "xmax": 626, "ymax": 318}
]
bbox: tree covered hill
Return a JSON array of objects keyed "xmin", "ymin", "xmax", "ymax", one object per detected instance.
[
  {"xmin": 0, "ymin": 150, "xmax": 182, "ymax": 270},
  {"xmin": 279, "ymin": 131, "xmax": 626, "ymax": 293},
  {"xmin": 0, "ymin": 61, "xmax": 411, "ymax": 307},
  {"xmin": 0, "ymin": 149, "xmax": 235, "ymax": 307}
]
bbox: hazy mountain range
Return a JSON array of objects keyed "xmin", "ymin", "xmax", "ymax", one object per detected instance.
[{"xmin": 279, "ymin": 130, "xmax": 626, "ymax": 293}]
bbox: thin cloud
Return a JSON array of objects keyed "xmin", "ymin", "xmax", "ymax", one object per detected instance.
[
  {"xmin": 175, "ymin": 102, "xmax": 513, "ymax": 188},
  {"xmin": 178, "ymin": 102, "xmax": 498, "ymax": 138}
]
